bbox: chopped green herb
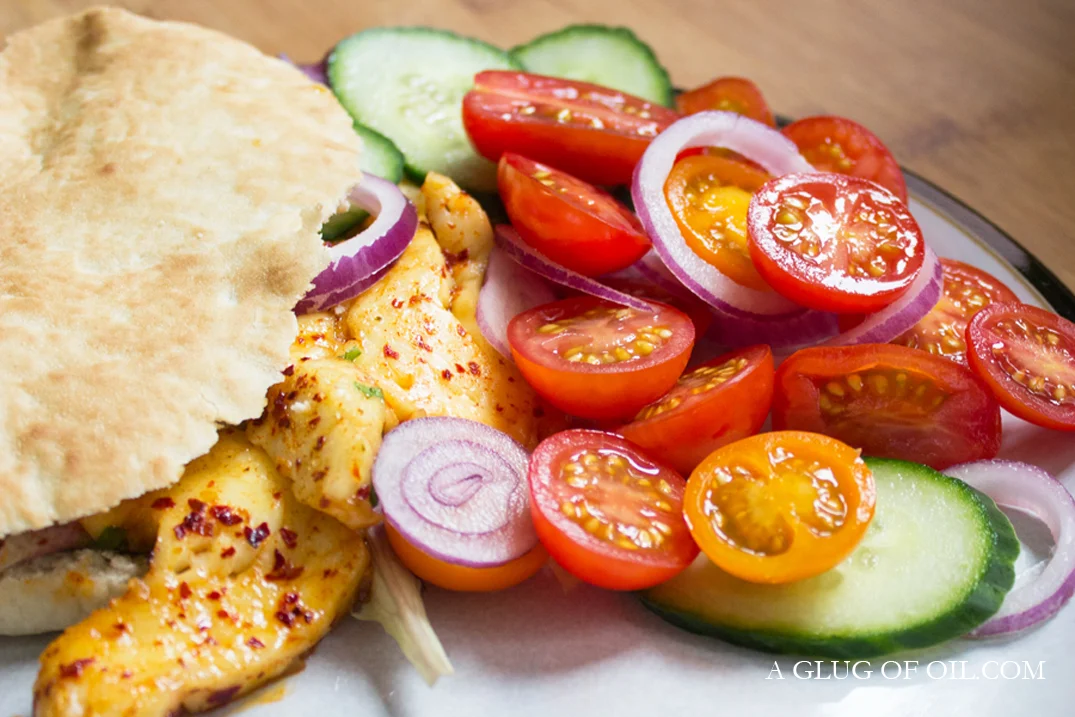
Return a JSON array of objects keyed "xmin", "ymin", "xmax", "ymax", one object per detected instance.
[
  {"xmin": 355, "ymin": 382, "xmax": 384, "ymax": 399},
  {"xmin": 93, "ymin": 526, "xmax": 128, "ymax": 552},
  {"xmin": 369, "ymin": 486, "xmax": 379, "ymax": 509},
  {"xmin": 341, "ymin": 347, "xmax": 362, "ymax": 361}
]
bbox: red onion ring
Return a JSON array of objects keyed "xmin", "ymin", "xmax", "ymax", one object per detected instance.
[
  {"xmin": 476, "ymin": 248, "xmax": 557, "ymax": 358},
  {"xmin": 494, "ymin": 225, "xmax": 652, "ymax": 312},
  {"xmin": 296, "ymin": 174, "xmax": 417, "ymax": 314},
  {"xmin": 631, "ymin": 110, "xmax": 814, "ymax": 319},
  {"xmin": 373, "ymin": 417, "xmax": 537, "ymax": 568},
  {"xmin": 944, "ymin": 460, "xmax": 1075, "ymax": 637},
  {"xmin": 278, "ymin": 53, "xmax": 328, "ymax": 85}
]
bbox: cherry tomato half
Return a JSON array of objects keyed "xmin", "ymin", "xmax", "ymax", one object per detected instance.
[
  {"xmin": 619, "ymin": 345, "xmax": 774, "ymax": 475},
  {"xmin": 463, "ymin": 71, "xmax": 680, "ymax": 186},
  {"xmin": 966, "ymin": 302, "xmax": 1075, "ymax": 431},
  {"xmin": 676, "ymin": 76, "xmax": 775, "ymax": 127},
  {"xmin": 528, "ymin": 429, "xmax": 697, "ymax": 590},
  {"xmin": 684, "ymin": 431, "xmax": 875, "ymax": 584},
  {"xmin": 772, "ymin": 343, "xmax": 1002, "ymax": 470},
  {"xmin": 508, "ymin": 296, "xmax": 695, "ymax": 420},
  {"xmin": 782, "ymin": 115, "xmax": 908, "ymax": 202},
  {"xmin": 747, "ymin": 172, "xmax": 925, "ymax": 313},
  {"xmin": 385, "ymin": 524, "xmax": 548, "ymax": 592},
  {"xmin": 895, "ymin": 258, "xmax": 1019, "ymax": 365},
  {"xmin": 600, "ymin": 275, "xmax": 715, "ymax": 337},
  {"xmin": 498, "ymin": 153, "xmax": 650, "ymax": 276},
  {"xmin": 665, "ymin": 154, "xmax": 773, "ymax": 290}
]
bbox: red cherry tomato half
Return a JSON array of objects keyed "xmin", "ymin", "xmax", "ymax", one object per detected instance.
[
  {"xmin": 600, "ymin": 275, "xmax": 715, "ymax": 338},
  {"xmin": 782, "ymin": 115, "xmax": 908, "ymax": 202},
  {"xmin": 747, "ymin": 172, "xmax": 925, "ymax": 314},
  {"xmin": 497, "ymin": 153, "xmax": 650, "ymax": 277},
  {"xmin": 619, "ymin": 345, "xmax": 774, "ymax": 475},
  {"xmin": 507, "ymin": 296, "xmax": 695, "ymax": 421},
  {"xmin": 463, "ymin": 71, "xmax": 680, "ymax": 186},
  {"xmin": 966, "ymin": 302, "xmax": 1075, "ymax": 431},
  {"xmin": 528, "ymin": 429, "xmax": 697, "ymax": 590},
  {"xmin": 676, "ymin": 76, "xmax": 775, "ymax": 127},
  {"xmin": 772, "ymin": 343, "xmax": 1002, "ymax": 470}
]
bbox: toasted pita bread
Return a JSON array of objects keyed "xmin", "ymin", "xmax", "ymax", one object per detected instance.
[{"xmin": 0, "ymin": 8, "xmax": 362, "ymax": 536}]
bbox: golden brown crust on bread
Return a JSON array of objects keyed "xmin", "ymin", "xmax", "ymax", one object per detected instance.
[{"xmin": 0, "ymin": 7, "xmax": 362, "ymax": 536}]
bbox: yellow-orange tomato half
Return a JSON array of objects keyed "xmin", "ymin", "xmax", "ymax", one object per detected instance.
[
  {"xmin": 385, "ymin": 524, "xmax": 547, "ymax": 592},
  {"xmin": 684, "ymin": 431, "xmax": 875, "ymax": 584}
]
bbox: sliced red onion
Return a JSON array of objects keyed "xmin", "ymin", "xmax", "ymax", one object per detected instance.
[
  {"xmin": 821, "ymin": 246, "xmax": 942, "ymax": 346},
  {"xmin": 632, "ymin": 110, "xmax": 814, "ymax": 319},
  {"xmin": 296, "ymin": 174, "xmax": 417, "ymax": 314},
  {"xmin": 632, "ymin": 250, "xmax": 700, "ymax": 305},
  {"xmin": 0, "ymin": 522, "xmax": 90, "ymax": 572},
  {"xmin": 476, "ymin": 248, "xmax": 557, "ymax": 358},
  {"xmin": 278, "ymin": 53, "xmax": 327, "ymax": 85},
  {"xmin": 373, "ymin": 417, "xmax": 537, "ymax": 568},
  {"xmin": 944, "ymin": 460, "xmax": 1075, "ymax": 637},
  {"xmin": 494, "ymin": 225, "xmax": 652, "ymax": 312}
]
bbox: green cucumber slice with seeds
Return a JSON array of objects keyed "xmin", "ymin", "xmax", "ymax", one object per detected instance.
[
  {"xmin": 322, "ymin": 123, "xmax": 406, "ymax": 242},
  {"xmin": 510, "ymin": 25, "xmax": 674, "ymax": 107},
  {"xmin": 328, "ymin": 27, "xmax": 520, "ymax": 193},
  {"xmin": 642, "ymin": 458, "xmax": 1018, "ymax": 658}
]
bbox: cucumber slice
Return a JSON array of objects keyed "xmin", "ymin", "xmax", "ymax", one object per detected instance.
[
  {"xmin": 642, "ymin": 458, "xmax": 1018, "ymax": 658},
  {"xmin": 327, "ymin": 27, "xmax": 520, "ymax": 192},
  {"xmin": 511, "ymin": 25, "xmax": 673, "ymax": 107},
  {"xmin": 322, "ymin": 123, "xmax": 405, "ymax": 243}
]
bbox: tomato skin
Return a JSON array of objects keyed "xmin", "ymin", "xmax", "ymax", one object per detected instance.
[
  {"xmin": 497, "ymin": 154, "xmax": 650, "ymax": 276},
  {"xmin": 747, "ymin": 172, "xmax": 925, "ymax": 313},
  {"xmin": 676, "ymin": 77, "xmax": 775, "ymax": 127},
  {"xmin": 966, "ymin": 302, "xmax": 1075, "ymax": 431},
  {"xmin": 508, "ymin": 297, "xmax": 695, "ymax": 420},
  {"xmin": 528, "ymin": 430, "xmax": 697, "ymax": 590},
  {"xmin": 772, "ymin": 343, "xmax": 1001, "ymax": 470},
  {"xmin": 463, "ymin": 71, "xmax": 680, "ymax": 186},
  {"xmin": 782, "ymin": 115, "xmax": 908, "ymax": 202},
  {"xmin": 618, "ymin": 345, "xmax": 774, "ymax": 475}
]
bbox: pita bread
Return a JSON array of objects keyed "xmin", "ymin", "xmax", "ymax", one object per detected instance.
[{"xmin": 0, "ymin": 8, "xmax": 362, "ymax": 536}]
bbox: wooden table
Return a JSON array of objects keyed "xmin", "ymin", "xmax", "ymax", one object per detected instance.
[{"xmin": 4, "ymin": 0, "xmax": 1074, "ymax": 290}]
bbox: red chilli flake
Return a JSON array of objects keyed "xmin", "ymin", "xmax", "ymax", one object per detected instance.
[
  {"xmin": 207, "ymin": 591, "xmax": 222, "ymax": 601},
  {"xmin": 383, "ymin": 344, "xmax": 400, "ymax": 359},
  {"xmin": 266, "ymin": 550, "xmax": 304, "ymax": 582},
  {"xmin": 282, "ymin": 365, "xmax": 295, "ymax": 377},
  {"xmin": 441, "ymin": 369, "xmax": 453, "ymax": 381},
  {"xmin": 279, "ymin": 527, "xmax": 298, "ymax": 549},
  {"xmin": 216, "ymin": 610, "xmax": 230, "ymax": 620},
  {"xmin": 457, "ymin": 324, "xmax": 467, "ymax": 337},
  {"xmin": 187, "ymin": 498, "xmax": 207, "ymax": 513},
  {"xmin": 244, "ymin": 522, "xmax": 270, "ymax": 548},
  {"xmin": 207, "ymin": 686, "xmax": 241, "ymax": 706},
  {"xmin": 220, "ymin": 546, "xmax": 236, "ymax": 558},
  {"xmin": 247, "ymin": 637, "xmax": 265, "ymax": 649},
  {"xmin": 59, "ymin": 658, "xmax": 95, "ymax": 679},
  {"xmin": 178, "ymin": 582, "xmax": 192, "ymax": 599},
  {"xmin": 151, "ymin": 497, "xmax": 176, "ymax": 510},
  {"xmin": 210, "ymin": 505, "xmax": 242, "ymax": 526},
  {"xmin": 468, "ymin": 361, "xmax": 481, "ymax": 376}
]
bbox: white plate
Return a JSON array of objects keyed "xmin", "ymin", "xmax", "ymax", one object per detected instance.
[{"xmin": 3, "ymin": 173, "xmax": 1074, "ymax": 717}]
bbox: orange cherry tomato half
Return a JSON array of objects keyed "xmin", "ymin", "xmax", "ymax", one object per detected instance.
[
  {"xmin": 895, "ymin": 258, "xmax": 1019, "ymax": 365},
  {"xmin": 385, "ymin": 524, "xmax": 548, "ymax": 592},
  {"xmin": 684, "ymin": 431, "xmax": 875, "ymax": 584},
  {"xmin": 782, "ymin": 115, "xmax": 908, "ymax": 202},
  {"xmin": 664, "ymin": 154, "xmax": 774, "ymax": 290},
  {"xmin": 966, "ymin": 302, "xmax": 1075, "ymax": 431},
  {"xmin": 676, "ymin": 77, "xmax": 775, "ymax": 127},
  {"xmin": 498, "ymin": 153, "xmax": 650, "ymax": 277},
  {"xmin": 619, "ymin": 345, "xmax": 774, "ymax": 475},
  {"xmin": 772, "ymin": 343, "xmax": 1002, "ymax": 470},
  {"xmin": 747, "ymin": 172, "xmax": 925, "ymax": 314},
  {"xmin": 507, "ymin": 296, "xmax": 695, "ymax": 420},
  {"xmin": 528, "ymin": 429, "xmax": 698, "ymax": 590}
]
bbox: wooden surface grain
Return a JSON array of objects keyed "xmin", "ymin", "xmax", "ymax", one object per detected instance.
[{"xmin": 4, "ymin": 0, "xmax": 1074, "ymax": 289}]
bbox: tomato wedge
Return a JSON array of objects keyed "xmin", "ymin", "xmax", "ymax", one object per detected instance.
[
  {"xmin": 665, "ymin": 154, "xmax": 773, "ymax": 290},
  {"xmin": 772, "ymin": 343, "xmax": 1002, "ymax": 469},
  {"xmin": 676, "ymin": 76, "xmax": 775, "ymax": 126},
  {"xmin": 462, "ymin": 71, "xmax": 680, "ymax": 186},
  {"xmin": 895, "ymin": 258, "xmax": 1019, "ymax": 365},
  {"xmin": 498, "ymin": 153, "xmax": 650, "ymax": 276},
  {"xmin": 619, "ymin": 345, "xmax": 774, "ymax": 475},
  {"xmin": 508, "ymin": 297, "xmax": 694, "ymax": 420},
  {"xmin": 528, "ymin": 429, "xmax": 697, "ymax": 590},
  {"xmin": 966, "ymin": 302, "xmax": 1075, "ymax": 431},
  {"xmin": 782, "ymin": 115, "xmax": 908, "ymax": 202},
  {"xmin": 747, "ymin": 172, "xmax": 925, "ymax": 313},
  {"xmin": 684, "ymin": 431, "xmax": 875, "ymax": 584}
]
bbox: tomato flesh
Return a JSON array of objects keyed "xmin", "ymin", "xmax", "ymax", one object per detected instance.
[
  {"xmin": 676, "ymin": 77, "xmax": 775, "ymax": 127},
  {"xmin": 772, "ymin": 343, "xmax": 1001, "ymax": 470},
  {"xmin": 508, "ymin": 296, "xmax": 695, "ymax": 420},
  {"xmin": 782, "ymin": 115, "xmax": 908, "ymax": 202},
  {"xmin": 528, "ymin": 429, "xmax": 697, "ymax": 590},
  {"xmin": 895, "ymin": 258, "xmax": 1019, "ymax": 365},
  {"xmin": 498, "ymin": 153, "xmax": 650, "ymax": 276},
  {"xmin": 684, "ymin": 431, "xmax": 875, "ymax": 584},
  {"xmin": 463, "ymin": 71, "xmax": 680, "ymax": 186},
  {"xmin": 966, "ymin": 302, "xmax": 1075, "ymax": 431},
  {"xmin": 665, "ymin": 154, "xmax": 773, "ymax": 290},
  {"xmin": 619, "ymin": 345, "xmax": 774, "ymax": 475},
  {"xmin": 747, "ymin": 172, "xmax": 925, "ymax": 313}
]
